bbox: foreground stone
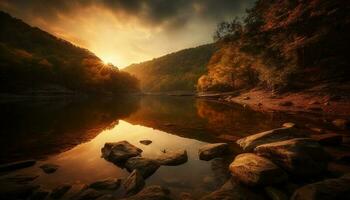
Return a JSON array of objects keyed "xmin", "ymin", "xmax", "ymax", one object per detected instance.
[
  {"xmin": 125, "ymin": 157, "xmax": 160, "ymax": 178},
  {"xmin": 89, "ymin": 178, "xmax": 121, "ymax": 190},
  {"xmin": 237, "ymin": 127, "xmax": 308, "ymax": 152},
  {"xmin": 229, "ymin": 153, "xmax": 287, "ymax": 186},
  {"xmin": 255, "ymin": 138, "xmax": 328, "ymax": 177},
  {"xmin": 311, "ymin": 133, "xmax": 343, "ymax": 145},
  {"xmin": 199, "ymin": 143, "xmax": 229, "ymax": 161},
  {"xmin": 102, "ymin": 141, "xmax": 142, "ymax": 163},
  {"xmin": 121, "ymin": 185, "xmax": 172, "ymax": 200},
  {"xmin": 40, "ymin": 163, "xmax": 59, "ymax": 174},
  {"xmin": 140, "ymin": 140, "xmax": 152, "ymax": 145},
  {"xmin": 201, "ymin": 178, "xmax": 264, "ymax": 200},
  {"xmin": 123, "ymin": 170, "xmax": 145, "ymax": 195},
  {"xmin": 291, "ymin": 173, "xmax": 350, "ymax": 200},
  {"xmin": 50, "ymin": 184, "xmax": 71, "ymax": 199},
  {"xmin": 0, "ymin": 160, "xmax": 36, "ymax": 172},
  {"xmin": 156, "ymin": 150, "xmax": 188, "ymax": 166}
]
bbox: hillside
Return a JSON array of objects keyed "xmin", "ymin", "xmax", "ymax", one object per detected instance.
[
  {"xmin": 0, "ymin": 11, "xmax": 139, "ymax": 95},
  {"xmin": 123, "ymin": 44, "xmax": 216, "ymax": 92},
  {"xmin": 198, "ymin": 0, "xmax": 350, "ymax": 92}
]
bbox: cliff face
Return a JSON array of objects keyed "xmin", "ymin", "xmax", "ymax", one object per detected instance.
[
  {"xmin": 198, "ymin": 0, "xmax": 350, "ymax": 92},
  {"xmin": 0, "ymin": 11, "xmax": 139, "ymax": 94}
]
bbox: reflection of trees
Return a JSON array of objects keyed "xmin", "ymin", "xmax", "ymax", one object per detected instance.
[{"xmin": 0, "ymin": 96, "xmax": 140, "ymax": 163}]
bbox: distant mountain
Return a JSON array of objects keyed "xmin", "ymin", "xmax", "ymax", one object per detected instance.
[
  {"xmin": 123, "ymin": 44, "xmax": 216, "ymax": 92},
  {"xmin": 0, "ymin": 11, "xmax": 139, "ymax": 95}
]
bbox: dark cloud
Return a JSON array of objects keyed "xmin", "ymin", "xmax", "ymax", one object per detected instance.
[{"xmin": 0, "ymin": 0, "xmax": 255, "ymax": 29}]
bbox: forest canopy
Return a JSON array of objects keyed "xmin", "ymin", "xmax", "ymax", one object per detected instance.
[
  {"xmin": 0, "ymin": 11, "xmax": 139, "ymax": 95},
  {"xmin": 198, "ymin": 0, "xmax": 350, "ymax": 92}
]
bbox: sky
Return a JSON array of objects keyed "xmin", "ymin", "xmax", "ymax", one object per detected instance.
[{"xmin": 0, "ymin": 0, "xmax": 255, "ymax": 68}]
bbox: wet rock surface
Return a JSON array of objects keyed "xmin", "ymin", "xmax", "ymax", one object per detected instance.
[
  {"xmin": 121, "ymin": 185, "xmax": 172, "ymax": 200},
  {"xmin": 291, "ymin": 173, "xmax": 350, "ymax": 200},
  {"xmin": 74, "ymin": 188, "xmax": 104, "ymax": 200},
  {"xmin": 156, "ymin": 149, "xmax": 188, "ymax": 166},
  {"xmin": 102, "ymin": 141, "xmax": 142, "ymax": 163},
  {"xmin": 237, "ymin": 127, "xmax": 308, "ymax": 152},
  {"xmin": 311, "ymin": 133, "xmax": 343, "ymax": 145},
  {"xmin": 88, "ymin": 178, "xmax": 121, "ymax": 190},
  {"xmin": 255, "ymin": 138, "xmax": 328, "ymax": 177},
  {"xmin": 125, "ymin": 157, "xmax": 160, "ymax": 178},
  {"xmin": 50, "ymin": 184, "xmax": 71, "ymax": 199},
  {"xmin": 123, "ymin": 170, "xmax": 145, "ymax": 195},
  {"xmin": 198, "ymin": 143, "xmax": 229, "ymax": 161},
  {"xmin": 229, "ymin": 153, "xmax": 287, "ymax": 186},
  {"xmin": 39, "ymin": 163, "xmax": 59, "ymax": 174},
  {"xmin": 0, "ymin": 160, "xmax": 36, "ymax": 172}
]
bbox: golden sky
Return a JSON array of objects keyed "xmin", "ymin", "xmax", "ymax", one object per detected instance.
[{"xmin": 0, "ymin": 0, "xmax": 254, "ymax": 68}]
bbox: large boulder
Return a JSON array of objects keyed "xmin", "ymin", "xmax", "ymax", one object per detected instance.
[
  {"xmin": 201, "ymin": 178, "xmax": 264, "ymax": 200},
  {"xmin": 198, "ymin": 143, "xmax": 229, "ymax": 161},
  {"xmin": 156, "ymin": 150, "xmax": 188, "ymax": 166},
  {"xmin": 237, "ymin": 127, "xmax": 308, "ymax": 152},
  {"xmin": 121, "ymin": 185, "xmax": 172, "ymax": 200},
  {"xmin": 229, "ymin": 153, "xmax": 288, "ymax": 186},
  {"xmin": 102, "ymin": 141, "xmax": 142, "ymax": 163},
  {"xmin": 125, "ymin": 157, "xmax": 160, "ymax": 178},
  {"xmin": 123, "ymin": 170, "xmax": 145, "ymax": 195},
  {"xmin": 255, "ymin": 138, "xmax": 328, "ymax": 177},
  {"xmin": 291, "ymin": 173, "xmax": 350, "ymax": 200}
]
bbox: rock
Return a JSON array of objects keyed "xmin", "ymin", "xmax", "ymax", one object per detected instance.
[
  {"xmin": 121, "ymin": 185, "xmax": 171, "ymax": 200},
  {"xmin": 89, "ymin": 178, "xmax": 121, "ymax": 190},
  {"xmin": 279, "ymin": 101, "xmax": 293, "ymax": 106},
  {"xmin": 255, "ymin": 138, "xmax": 328, "ymax": 177},
  {"xmin": 217, "ymin": 134, "xmax": 240, "ymax": 142},
  {"xmin": 50, "ymin": 184, "xmax": 71, "ymax": 199},
  {"xmin": 229, "ymin": 153, "xmax": 287, "ymax": 186},
  {"xmin": 237, "ymin": 127, "xmax": 308, "ymax": 152},
  {"xmin": 156, "ymin": 150, "xmax": 188, "ymax": 166},
  {"xmin": 311, "ymin": 133, "xmax": 343, "ymax": 145},
  {"xmin": 140, "ymin": 140, "xmax": 152, "ymax": 145},
  {"xmin": 39, "ymin": 163, "xmax": 59, "ymax": 174},
  {"xmin": 30, "ymin": 188, "xmax": 50, "ymax": 200},
  {"xmin": 332, "ymin": 119, "xmax": 349, "ymax": 130},
  {"xmin": 4, "ymin": 174, "xmax": 39, "ymax": 184},
  {"xmin": 96, "ymin": 195, "xmax": 114, "ymax": 200},
  {"xmin": 282, "ymin": 122, "xmax": 296, "ymax": 128},
  {"xmin": 0, "ymin": 160, "xmax": 36, "ymax": 172},
  {"xmin": 101, "ymin": 141, "xmax": 142, "ymax": 163},
  {"xmin": 180, "ymin": 192, "xmax": 193, "ymax": 200},
  {"xmin": 291, "ymin": 174, "xmax": 350, "ymax": 200},
  {"xmin": 264, "ymin": 187, "xmax": 288, "ymax": 200},
  {"xmin": 201, "ymin": 178, "xmax": 264, "ymax": 200},
  {"xmin": 123, "ymin": 170, "xmax": 145, "ymax": 195},
  {"xmin": 308, "ymin": 107, "xmax": 323, "ymax": 111},
  {"xmin": 243, "ymin": 96, "xmax": 250, "ymax": 100},
  {"xmin": 125, "ymin": 157, "xmax": 160, "ymax": 178},
  {"xmin": 308, "ymin": 100, "xmax": 320, "ymax": 105},
  {"xmin": 198, "ymin": 143, "xmax": 229, "ymax": 161},
  {"xmin": 74, "ymin": 188, "xmax": 104, "ymax": 200},
  {"xmin": 0, "ymin": 181, "xmax": 39, "ymax": 200}
]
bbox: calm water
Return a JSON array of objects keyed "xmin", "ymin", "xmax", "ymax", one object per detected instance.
[{"xmin": 0, "ymin": 96, "xmax": 321, "ymax": 198}]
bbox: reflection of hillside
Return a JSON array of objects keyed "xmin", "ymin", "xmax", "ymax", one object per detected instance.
[
  {"xmin": 0, "ymin": 96, "xmax": 140, "ymax": 163},
  {"xmin": 196, "ymin": 100, "xmax": 284, "ymax": 137},
  {"xmin": 124, "ymin": 96, "xmax": 219, "ymax": 143}
]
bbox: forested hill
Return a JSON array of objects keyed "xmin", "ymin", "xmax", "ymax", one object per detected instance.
[
  {"xmin": 123, "ymin": 44, "xmax": 216, "ymax": 92},
  {"xmin": 0, "ymin": 11, "xmax": 139, "ymax": 95}
]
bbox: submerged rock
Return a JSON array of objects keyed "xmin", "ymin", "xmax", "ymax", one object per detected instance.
[
  {"xmin": 88, "ymin": 178, "xmax": 121, "ymax": 190},
  {"xmin": 0, "ymin": 160, "xmax": 36, "ymax": 172},
  {"xmin": 50, "ymin": 184, "xmax": 71, "ymax": 199},
  {"xmin": 40, "ymin": 163, "xmax": 59, "ymax": 174},
  {"xmin": 229, "ymin": 153, "xmax": 287, "ymax": 186},
  {"xmin": 311, "ymin": 133, "xmax": 343, "ymax": 145},
  {"xmin": 255, "ymin": 138, "xmax": 328, "ymax": 177},
  {"xmin": 156, "ymin": 150, "xmax": 188, "ymax": 166},
  {"xmin": 125, "ymin": 157, "xmax": 160, "ymax": 178},
  {"xmin": 123, "ymin": 170, "xmax": 145, "ymax": 195},
  {"xmin": 291, "ymin": 173, "xmax": 350, "ymax": 200},
  {"xmin": 140, "ymin": 140, "xmax": 152, "ymax": 145},
  {"xmin": 237, "ymin": 127, "xmax": 308, "ymax": 152},
  {"xmin": 4, "ymin": 174, "xmax": 39, "ymax": 184},
  {"xmin": 198, "ymin": 143, "xmax": 229, "ymax": 161},
  {"xmin": 121, "ymin": 185, "xmax": 171, "ymax": 200},
  {"xmin": 101, "ymin": 141, "xmax": 142, "ymax": 163},
  {"xmin": 201, "ymin": 178, "xmax": 264, "ymax": 200}
]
